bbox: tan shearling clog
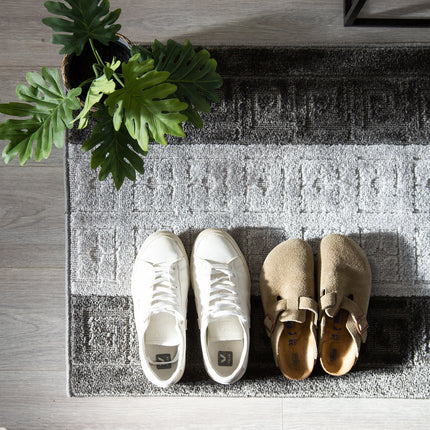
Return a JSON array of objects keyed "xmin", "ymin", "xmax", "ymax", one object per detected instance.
[
  {"xmin": 260, "ymin": 239, "xmax": 318, "ymax": 380},
  {"xmin": 318, "ymin": 234, "xmax": 372, "ymax": 376}
]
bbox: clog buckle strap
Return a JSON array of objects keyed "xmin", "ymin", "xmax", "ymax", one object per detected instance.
[
  {"xmin": 355, "ymin": 314, "xmax": 369, "ymax": 340},
  {"xmin": 264, "ymin": 313, "xmax": 277, "ymax": 336},
  {"xmin": 298, "ymin": 296, "xmax": 319, "ymax": 325},
  {"xmin": 320, "ymin": 292, "xmax": 369, "ymax": 343},
  {"xmin": 263, "ymin": 299, "xmax": 287, "ymax": 336},
  {"xmin": 263, "ymin": 296, "xmax": 318, "ymax": 338}
]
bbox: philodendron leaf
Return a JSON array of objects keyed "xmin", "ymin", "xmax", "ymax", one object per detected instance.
[
  {"xmin": 42, "ymin": 0, "xmax": 121, "ymax": 56},
  {"xmin": 103, "ymin": 58, "xmax": 121, "ymax": 80},
  {"xmin": 0, "ymin": 67, "xmax": 81, "ymax": 165},
  {"xmin": 151, "ymin": 39, "xmax": 223, "ymax": 128},
  {"xmin": 75, "ymin": 60, "xmax": 120, "ymax": 128},
  {"xmin": 105, "ymin": 55, "xmax": 188, "ymax": 151},
  {"xmin": 130, "ymin": 45, "xmax": 153, "ymax": 63},
  {"xmin": 82, "ymin": 105, "xmax": 146, "ymax": 190}
]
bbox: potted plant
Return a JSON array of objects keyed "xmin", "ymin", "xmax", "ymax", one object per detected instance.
[{"xmin": 0, "ymin": 0, "xmax": 223, "ymax": 189}]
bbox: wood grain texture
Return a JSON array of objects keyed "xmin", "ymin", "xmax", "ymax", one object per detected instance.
[
  {"xmin": 1, "ymin": 370, "xmax": 429, "ymax": 430},
  {"xmin": 0, "ymin": 269, "xmax": 65, "ymax": 371},
  {"xmin": 0, "ymin": 167, "xmax": 65, "ymax": 268},
  {"xmin": 0, "ymin": 371, "xmax": 283, "ymax": 429},
  {"xmin": 0, "ymin": 0, "xmax": 429, "ymax": 69},
  {"xmin": 0, "ymin": 0, "xmax": 429, "ymax": 428},
  {"xmin": 282, "ymin": 399, "xmax": 430, "ymax": 429},
  {"xmin": 360, "ymin": 0, "xmax": 430, "ymax": 18}
]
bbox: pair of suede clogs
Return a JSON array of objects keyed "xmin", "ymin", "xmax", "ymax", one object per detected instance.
[{"xmin": 260, "ymin": 234, "xmax": 371, "ymax": 380}]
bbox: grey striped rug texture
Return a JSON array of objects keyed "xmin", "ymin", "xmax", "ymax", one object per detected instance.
[{"xmin": 66, "ymin": 46, "xmax": 430, "ymax": 397}]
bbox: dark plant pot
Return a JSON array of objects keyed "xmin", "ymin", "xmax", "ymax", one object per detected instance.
[{"xmin": 61, "ymin": 33, "xmax": 132, "ymax": 104}]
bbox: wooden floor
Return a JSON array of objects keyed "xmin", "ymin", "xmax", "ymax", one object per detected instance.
[{"xmin": 1, "ymin": 1, "xmax": 430, "ymax": 428}]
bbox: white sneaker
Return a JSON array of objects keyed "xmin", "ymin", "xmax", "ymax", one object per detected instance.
[
  {"xmin": 191, "ymin": 229, "xmax": 251, "ymax": 384},
  {"xmin": 131, "ymin": 231, "xmax": 189, "ymax": 388}
]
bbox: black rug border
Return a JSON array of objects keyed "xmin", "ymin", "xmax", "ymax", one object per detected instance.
[{"xmin": 67, "ymin": 293, "xmax": 430, "ymax": 398}]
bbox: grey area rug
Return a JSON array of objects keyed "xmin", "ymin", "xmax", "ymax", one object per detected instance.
[{"xmin": 66, "ymin": 46, "xmax": 430, "ymax": 398}]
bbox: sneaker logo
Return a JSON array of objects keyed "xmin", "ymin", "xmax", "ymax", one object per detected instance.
[
  {"xmin": 218, "ymin": 351, "xmax": 233, "ymax": 367},
  {"xmin": 156, "ymin": 353, "xmax": 172, "ymax": 369}
]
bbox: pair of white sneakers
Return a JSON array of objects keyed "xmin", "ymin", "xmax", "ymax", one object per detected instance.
[{"xmin": 131, "ymin": 229, "xmax": 251, "ymax": 388}]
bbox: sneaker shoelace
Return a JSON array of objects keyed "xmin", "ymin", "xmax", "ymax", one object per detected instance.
[
  {"xmin": 146, "ymin": 261, "xmax": 183, "ymax": 366},
  {"xmin": 149, "ymin": 260, "xmax": 184, "ymax": 324},
  {"xmin": 201, "ymin": 258, "xmax": 243, "ymax": 322}
]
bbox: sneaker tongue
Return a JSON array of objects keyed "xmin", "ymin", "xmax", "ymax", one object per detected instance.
[
  {"xmin": 207, "ymin": 315, "xmax": 244, "ymax": 341},
  {"xmin": 145, "ymin": 312, "xmax": 181, "ymax": 346}
]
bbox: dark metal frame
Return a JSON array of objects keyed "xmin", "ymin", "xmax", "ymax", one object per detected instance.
[{"xmin": 344, "ymin": 0, "xmax": 430, "ymax": 27}]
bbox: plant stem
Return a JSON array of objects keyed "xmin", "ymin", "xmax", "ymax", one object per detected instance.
[
  {"xmin": 78, "ymin": 77, "xmax": 97, "ymax": 88},
  {"xmin": 89, "ymin": 39, "xmax": 105, "ymax": 68},
  {"xmin": 112, "ymin": 73, "xmax": 124, "ymax": 88},
  {"xmin": 89, "ymin": 38, "xmax": 124, "ymax": 88}
]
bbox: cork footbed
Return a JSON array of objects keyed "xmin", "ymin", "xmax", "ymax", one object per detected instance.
[
  {"xmin": 278, "ymin": 311, "xmax": 315, "ymax": 380},
  {"xmin": 320, "ymin": 309, "xmax": 356, "ymax": 376}
]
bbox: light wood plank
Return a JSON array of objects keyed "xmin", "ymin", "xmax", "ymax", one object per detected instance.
[
  {"xmin": 0, "ymin": 0, "xmax": 429, "ymax": 70},
  {"xmin": 0, "ymin": 243, "xmax": 64, "ymax": 268},
  {"xmin": 111, "ymin": 0, "xmax": 430, "ymax": 46},
  {"xmin": 0, "ymin": 166, "xmax": 64, "ymax": 244},
  {"xmin": 360, "ymin": 0, "xmax": 430, "ymax": 18},
  {"xmin": 282, "ymin": 398, "xmax": 430, "ymax": 429},
  {"xmin": 0, "ymin": 0, "xmax": 61, "ymax": 67},
  {"xmin": 0, "ymin": 370, "xmax": 283, "ymax": 430},
  {"xmin": 1, "ymin": 370, "xmax": 429, "ymax": 429},
  {"xmin": 0, "ymin": 166, "xmax": 65, "ymax": 267},
  {"xmin": 0, "ymin": 269, "xmax": 65, "ymax": 371}
]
